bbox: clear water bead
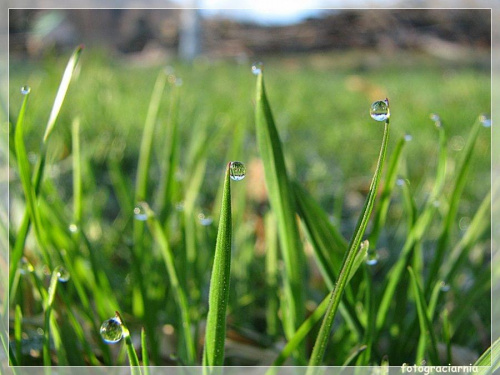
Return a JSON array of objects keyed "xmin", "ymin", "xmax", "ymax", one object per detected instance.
[
  {"xmin": 479, "ymin": 114, "xmax": 491, "ymax": 128},
  {"xmin": 404, "ymin": 133, "xmax": 413, "ymax": 142},
  {"xmin": 55, "ymin": 265, "xmax": 70, "ymax": 282},
  {"xmin": 198, "ymin": 213, "xmax": 213, "ymax": 226},
  {"xmin": 430, "ymin": 113, "xmax": 442, "ymax": 127},
  {"xmin": 21, "ymin": 86, "xmax": 31, "ymax": 95},
  {"xmin": 366, "ymin": 250, "xmax": 379, "ymax": 266},
  {"xmin": 69, "ymin": 223, "xmax": 78, "ymax": 233},
  {"xmin": 251, "ymin": 62, "xmax": 263, "ymax": 75},
  {"xmin": 440, "ymin": 282, "xmax": 451, "ymax": 292},
  {"xmin": 100, "ymin": 317, "xmax": 123, "ymax": 343},
  {"xmin": 229, "ymin": 161, "xmax": 246, "ymax": 181},
  {"xmin": 134, "ymin": 203, "xmax": 148, "ymax": 221},
  {"xmin": 370, "ymin": 99, "xmax": 390, "ymax": 122}
]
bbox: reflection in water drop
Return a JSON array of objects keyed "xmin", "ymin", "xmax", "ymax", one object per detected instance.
[
  {"xmin": 21, "ymin": 86, "xmax": 31, "ymax": 95},
  {"xmin": 198, "ymin": 213, "xmax": 213, "ymax": 226},
  {"xmin": 251, "ymin": 62, "xmax": 264, "ymax": 75},
  {"xmin": 370, "ymin": 99, "xmax": 390, "ymax": 122},
  {"xmin": 479, "ymin": 114, "xmax": 491, "ymax": 128},
  {"xmin": 55, "ymin": 265, "xmax": 70, "ymax": 282},
  {"xmin": 134, "ymin": 203, "xmax": 148, "ymax": 221},
  {"xmin": 430, "ymin": 113, "xmax": 442, "ymax": 128},
  {"xmin": 229, "ymin": 161, "xmax": 246, "ymax": 181},
  {"xmin": 440, "ymin": 282, "xmax": 451, "ymax": 292},
  {"xmin": 100, "ymin": 317, "xmax": 123, "ymax": 343}
]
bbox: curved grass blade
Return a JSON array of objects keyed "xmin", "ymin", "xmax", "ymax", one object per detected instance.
[
  {"xmin": 307, "ymin": 117, "xmax": 390, "ymax": 368},
  {"xmin": 407, "ymin": 266, "xmax": 439, "ymax": 365},
  {"xmin": 254, "ymin": 70, "xmax": 305, "ymax": 359},
  {"xmin": 425, "ymin": 115, "xmax": 485, "ymax": 294},
  {"xmin": 71, "ymin": 118, "xmax": 82, "ymax": 231},
  {"xmin": 10, "ymin": 45, "xmax": 83, "ymax": 292},
  {"xmin": 114, "ymin": 311, "xmax": 141, "ymax": 375},
  {"xmin": 203, "ymin": 163, "xmax": 232, "ymax": 368},
  {"xmin": 141, "ymin": 203, "xmax": 196, "ymax": 364},
  {"xmin": 43, "ymin": 45, "xmax": 83, "ymax": 142},
  {"xmin": 474, "ymin": 337, "xmax": 500, "ymax": 370},
  {"xmin": 141, "ymin": 328, "xmax": 150, "ymax": 375}
]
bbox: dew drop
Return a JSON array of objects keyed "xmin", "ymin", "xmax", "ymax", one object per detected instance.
[
  {"xmin": 369, "ymin": 98, "xmax": 390, "ymax": 122},
  {"xmin": 21, "ymin": 86, "xmax": 31, "ymax": 95},
  {"xmin": 251, "ymin": 62, "xmax": 263, "ymax": 75},
  {"xmin": 19, "ymin": 257, "xmax": 34, "ymax": 275},
  {"xmin": 396, "ymin": 178, "xmax": 406, "ymax": 186},
  {"xmin": 198, "ymin": 213, "xmax": 213, "ymax": 226},
  {"xmin": 459, "ymin": 216, "xmax": 471, "ymax": 231},
  {"xmin": 229, "ymin": 161, "xmax": 246, "ymax": 181},
  {"xmin": 404, "ymin": 133, "xmax": 413, "ymax": 142},
  {"xmin": 69, "ymin": 223, "xmax": 78, "ymax": 233},
  {"xmin": 430, "ymin": 113, "xmax": 442, "ymax": 128},
  {"xmin": 366, "ymin": 250, "xmax": 379, "ymax": 266},
  {"xmin": 479, "ymin": 114, "xmax": 491, "ymax": 128},
  {"xmin": 100, "ymin": 317, "xmax": 123, "ymax": 343},
  {"xmin": 440, "ymin": 281, "xmax": 451, "ymax": 292},
  {"xmin": 133, "ymin": 203, "xmax": 148, "ymax": 221},
  {"xmin": 54, "ymin": 265, "xmax": 70, "ymax": 282}
]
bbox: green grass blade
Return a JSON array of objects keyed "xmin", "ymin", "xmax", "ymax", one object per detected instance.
[
  {"xmin": 203, "ymin": 163, "xmax": 232, "ymax": 368},
  {"xmin": 71, "ymin": 118, "xmax": 82, "ymax": 228},
  {"xmin": 141, "ymin": 327, "xmax": 150, "ymax": 375},
  {"xmin": 407, "ymin": 266, "xmax": 439, "ymax": 365},
  {"xmin": 442, "ymin": 309, "xmax": 452, "ymax": 365},
  {"xmin": 13, "ymin": 92, "xmax": 50, "ymax": 267},
  {"xmin": 43, "ymin": 45, "xmax": 83, "ymax": 142},
  {"xmin": 265, "ymin": 212, "xmax": 279, "ymax": 338},
  {"xmin": 14, "ymin": 305, "xmax": 22, "ymax": 365},
  {"xmin": 141, "ymin": 202, "xmax": 196, "ymax": 364},
  {"xmin": 43, "ymin": 268, "xmax": 60, "ymax": 366},
  {"xmin": 474, "ymin": 337, "xmax": 500, "ymax": 370},
  {"xmin": 426, "ymin": 116, "xmax": 484, "ymax": 293},
  {"xmin": 254, "ymin": 70, "xmax": 305, "ymax": 356},
  {"xmin": 307, "ymin": 117, "xmax": 390, "ymax": 368},
  {"xmin": 115, "ymin": 312, "xmax": 141, "ymax": 374}
]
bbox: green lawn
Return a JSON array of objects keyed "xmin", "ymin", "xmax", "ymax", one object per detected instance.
[{"xmin": 7, "ymin": 47, "xmax": 491, "ymax": 367}]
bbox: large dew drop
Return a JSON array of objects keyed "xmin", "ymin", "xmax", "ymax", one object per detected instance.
[
  {"xmin": 229, "ymin": 161, "xmax": 246, "ymax": 181},
  {"xmin": 479, "ymin": 114, "xmax": 491, "ymax": 128},
  {"xmin": 430, "ymin": 113, "xmax": 442, "ymax": 128},
  {"xmin": 370, "ymin": 99, "xmax": 390, "ymax": 122},
  {"xmin": 55, "ymin": 265, "xmax": 70, "ymax": 282},
  {"xmin": 251, "ymin": 62, "xmax": 263, "ymax": 75},
  {"xmin": 21, "ymin": 86, "xmax": 31, "ymax": 95},
  {"xmin": 133, "ymin": 203, "xmax": 148, "ymax": 221},
  {"xmin": 100, "ymin": 317, "xmax": 123, "ymax": 343}
]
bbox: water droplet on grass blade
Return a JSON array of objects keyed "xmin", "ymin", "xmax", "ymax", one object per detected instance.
[
  {"xmin": 440, "ymin": 281, "xmax": 450, "ymax": 292},
  {"xmin": 370, "ymin": 99, "xmax": 390, "ymax": 122},
  {"xmin": 251, "ymin": 62, "xmax": 263, "ymax": 75},
  {"xmin": 366, "ymin": 250, "xmax": 379, "ymax": 266},
  {"xmin": 134, "ymin": 203, "xmax": 148, "ymax": 221},
  {"xmin": 479, "ymin": 114, "xmax": 491, "ymax": 128},
  {"xmin": 229, "ymin": 161, "xmax": 246, "ymax": 181},
  {"xmin": 21, "ymin": 86, "xmax": 31, "ymax": 95},
  {"xmin": 19, "ymin": 257, "xmax": 34, "ymax": 275},
  {"xmin": 404, "ymin": 133, "xmax": 413, "ymax": 142},
  {"xmin": 100, "ymin": 317, "xmax": 123, "ymax": 343},
  {"xmin": 430, "ymin": 113, "xmax": 442, "ymax": 127},
  {"xmin": 198, "ymin": 213, "xmax": 213, "ymax": 226},
  {"xmin": 55, "ymin": 266, "xmax": 70, "ymax": 282},
  {"xmin": 69, "ymin": 223, "xmax": 78, "ymax": 233}
]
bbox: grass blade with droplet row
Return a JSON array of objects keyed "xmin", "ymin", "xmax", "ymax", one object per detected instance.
[
  {"xmin": 307, "ymin": 117, "xmax": 390, "ymax": 369},
  {"xmin": 254, "ymin": 70, "xmax": 305, "ymax": 361},
  {"xmin": 10, "ymin": 45, "xmax": 83, "ymax": 292},
  {"xmin": 203, "ymin": 163, "xmax": 232, "ymax": 368}
]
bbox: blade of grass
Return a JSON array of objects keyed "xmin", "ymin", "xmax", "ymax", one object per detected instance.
[
  {"xmin": 265, "ymin": 212, "xmax": 279, "ymax": 338},
  {"xmin": 141, "ymin": 202, "xmax": 196, "ymax": 365},
  {"xmin": 307, "ymin": 116, "xmax": 390, "ymax": 368},
  {"xmin": 71, "ymin": 117, "xmax": 82, "ymax": 230},
  {"xmin": 14, "ymin": 305, "xmax": 22, "ymax": 365},
  {"xmin": 474, "ymin": 337, "xmax": 500, "ymax": 369},
  {"xmin": 407, "ymin": 266, "xmax": 439, "ymax": 365},
  {"xmin": 425, "ymin": 116, "xmax": 485, "ymax": 294},
  {"xmin": 254, "ymin": 70, "xmax": 305, "ymax": 359},
  {"xmin": 142, "ymin": 327, "xmax": 150, "ymax": 375},
  {"xmin": 203, "ymin": 163, "xmax": 232, "ymax": 368},
  {"xmin": 442, "ymin": 309, "xmax": 452, "ymax": 365},
  {"xmin": 115, "ymin": 311, "xmax": 141, "ymax": 375},
  {"xmin": 10, "ymin": 45, "xmax": 83, "ymax": 292}
]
